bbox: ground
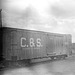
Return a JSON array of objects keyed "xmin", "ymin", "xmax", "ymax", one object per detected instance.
[{"xmin": 1, "ymin": 55, "xmax": 75, "ymax": 75}]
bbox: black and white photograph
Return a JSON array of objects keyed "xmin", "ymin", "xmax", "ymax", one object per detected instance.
[{"xmin": 0, "ymin": 0, "xmax": 75, "ymax": 75}]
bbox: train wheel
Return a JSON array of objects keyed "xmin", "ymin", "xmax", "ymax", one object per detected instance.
[
  {"xmin": 56, "ymin": 56, "xmax": 61, "ymax": 60},
  {"xmin": 63, "ymin": 56, "xmax": 65, "ymax": 59},
  {"xmin": 60, "ymin": 55, "xmax": 66, "ymax": 60},
  {"xmin": 54, "ymin": 57, "xmax": 57, "ymax": 60},
  {"xmin": 51, "ymin": 57, "xmax": 54, "ymax": 60}
]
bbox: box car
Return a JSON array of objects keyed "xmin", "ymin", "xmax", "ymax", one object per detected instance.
[
  {"xmin": 2, "ymin": 27, "xmax": 72, "ymax": 63},
  {"xmin": 0, "ymin": 9, "xmax": 2, "ymax": 60},
  {"xmin": 71, "ymin": 43, "xmax": 75, "ymax": 54}
]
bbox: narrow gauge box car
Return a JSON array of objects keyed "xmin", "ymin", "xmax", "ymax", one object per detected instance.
[
  {"xmin": 2, "ymin": 27, "xmax": 72, "ymax": 62},
  {"xmin": 71, "ymin": 43, "xmax": 75, "ymax": 54},
  {"xmin": 0, "ymin": 9, "xmax": 2, "ymax": 60}
]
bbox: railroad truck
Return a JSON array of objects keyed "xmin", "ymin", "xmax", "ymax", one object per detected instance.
[{"xmin": 2, "ymin": 27, "xmax": 72, "ymax": 63}]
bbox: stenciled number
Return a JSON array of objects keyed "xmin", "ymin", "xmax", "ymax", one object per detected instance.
[{"xmin": 30, "ymin": 38, "xmax": 35, "ymax": 47}]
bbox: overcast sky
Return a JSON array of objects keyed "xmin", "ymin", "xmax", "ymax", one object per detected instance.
[{"xmin": 1, "ymin": 0, "xmax": 75, "ymax": 43}]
